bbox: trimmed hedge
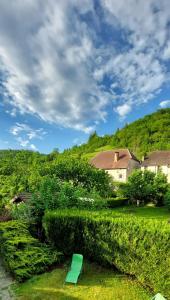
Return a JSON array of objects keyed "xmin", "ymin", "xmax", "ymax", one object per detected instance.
[
  {"xmin": 0, "ymin": 221, "xmax": 62, "ymax": 281},
  {"xmin": 43, "ymin": 210, "xmax": 170, "ymax": 298}
]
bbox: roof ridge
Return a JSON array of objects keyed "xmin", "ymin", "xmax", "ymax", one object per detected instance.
[{"xmin": 98, "ymin": 148, "xmax": 129, "ymax": 152}]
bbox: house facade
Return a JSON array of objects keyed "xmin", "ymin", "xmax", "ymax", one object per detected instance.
[
  {"xmin": 90, "ymin": 149, "xmax": 140, "ymax": 182},
  {"xmin": 141, "ymin": 151, "xmax": 170, "ymax": 183}
]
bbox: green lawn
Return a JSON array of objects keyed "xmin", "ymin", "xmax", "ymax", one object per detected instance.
[
  {"xmin": 14, "ymin": 262, "xmax": 151, "ymax": 300},
  {"xmin": 114, "ymin": 206, "xmax": 170, "ymax": 219}
]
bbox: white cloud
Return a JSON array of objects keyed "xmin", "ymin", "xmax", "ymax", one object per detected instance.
[
  {"xmin": 114, "ymin": 103, "xmax": 131, "ymax": 118},
  {"xmin": 10, "ymin": 123, "xmax": 46, "ymax": 140},
  {"xmin": 0, "ymin": 0, "xmax": 170, "ymax": 125},
  {"xmin": 16, "ymin": 137, "xmax": 38, "ymax": 151},
  {"xmin": 163, "ymin": 42, "xmax": 170, "ymax": 60},
  {"xmin": 6, "ymin": 108, "xmax": 17, "ymax": 117},
  {"xmin": 10, "ymin": 122, "xmax": 46, "ymax": 150},
  {"xmin": 16, "ymin": 137, "xmax": 29, "ymax": 148},
  {"xmin": 30, "ymin": 144, "xmax": 38, "ymax": 151},
  {"xmin": 159, "ymin": 100, "xmax": 170, "ymax": 108}
]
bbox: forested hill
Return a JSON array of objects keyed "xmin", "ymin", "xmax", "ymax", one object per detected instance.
[
  {"xmin": 1, "ymin": 108, "xmax": 170, "ymax": 163},
  {"xmin": 63, "ymin": 108, "xmax": 170, "ymax": 159}
]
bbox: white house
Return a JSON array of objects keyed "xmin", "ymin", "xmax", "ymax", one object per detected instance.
[
  {"xmin": 141, "ymin": 151, "xmax": 170, "ymax": 183},
  {"xmin": 90, "ymin": 149, "xmax": 140, "ymax": 182}
]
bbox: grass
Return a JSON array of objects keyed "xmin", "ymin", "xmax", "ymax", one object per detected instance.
[
  {"xmin": 82, "ymin": 145, "xmax": 113, "ymax": 160},
  {"xmin": 114, "ymin": 206, "xmax": 170, "ymax": 219},
  {"xmin": 13, "ymin": 262, "xmax": 151, "ymax": 300}
]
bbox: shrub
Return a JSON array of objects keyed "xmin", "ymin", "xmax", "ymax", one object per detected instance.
[
  {"xmin": 121, "ymin": 170, "xmax": 168, "ymax": 206},
  {"xmin": 152, "ymin": 172, "xmax": 169, "ymax": 206},
  {"xmin": 11, "ymin": 178, "xmax": 105, "ymax": 227},
  {"xmin": 106, "ymin": 197, "xmax": 127, "ymax": 208},
  {"xmin": 43, "ymin": 210, "xmax": 170, "ymax": 298},
  {"xmin": 164, "ymin": 188, "xmax": 170, "ymax": 209},
  {"xmin": 0, "ymin": 221, "xmax": 62, "ymax": 281},
  {"xmin": 52, "ymin": 157, "xmax": 113, "ymax": 197}
]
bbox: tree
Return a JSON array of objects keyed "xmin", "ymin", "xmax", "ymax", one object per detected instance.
[
  {"xmin": 164, "ymin": 188, "xmax": 170, "ymax": 209},
  {"xmin": 122, "ymin": 170, "xmax": 153, "ymax": 205},
  {"xmin": 153, "ymin": 172, "xmax": 168, "ymax": 206},
  {"xmin": 53, "ymin": 157, "xmax": 113, "ymax": 197},
  {"xmin": 121, "ymin": 169, "xmax": 168, "ymax": 206}
]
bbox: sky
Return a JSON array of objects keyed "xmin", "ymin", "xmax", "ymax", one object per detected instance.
[{"xmin": 0, "ymin": 0, "xmax": 170, "ymax": 153}]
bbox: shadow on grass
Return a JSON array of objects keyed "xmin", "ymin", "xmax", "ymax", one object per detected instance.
[{"xmin": 29, "ymin": 288, "xmax": 81, "ymax": 300}]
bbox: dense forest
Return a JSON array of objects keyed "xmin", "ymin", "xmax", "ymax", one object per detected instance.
[{"xmin": 64, "ymin": 108, "xmax": 170, "ymax": 159}]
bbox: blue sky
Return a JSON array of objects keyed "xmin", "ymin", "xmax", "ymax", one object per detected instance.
[{"xmin": 0, "ymin": 0, "xmax": 170, "ymax": 154}]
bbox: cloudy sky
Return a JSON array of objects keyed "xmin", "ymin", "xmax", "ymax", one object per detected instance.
[{"xmin": 0, "ymin": 0, "xmax": 170, "ymax": 153}]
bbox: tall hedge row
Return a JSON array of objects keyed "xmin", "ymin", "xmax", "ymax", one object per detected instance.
[
  {"xmin": 43, "ymin": 210, "xmax": 170, "ymax": 298},
  {"xmin": 0, "ymin": 221, "xmax": 62, "ymax": 281}
]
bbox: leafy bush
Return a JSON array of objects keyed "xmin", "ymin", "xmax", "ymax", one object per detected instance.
[
  {"xmin": 52, "ymin": 157, "xmax": 113, "ymax": 197},
  {"xmin": 43, "ymin": 210, "xmax": 170, "ymax": 298},
  {"xmin": 106, "ymin": 197, "xmax": 127, "ymax": 208},
  {"xmin": 152, "ymin": 172, "xmax": 169, "ymax": 206},
  {"xmin": 0, "ymin": 221, "xmax": 62, "ymax": 281},
  {"xmin": 164, "ymin": 188, "xmax": 170, "ymax": 209},
  {"xmin": 121, "ymin": 170, "xmax": 168, "ymax": 206},
  {"xmin": 11, "ymin": 178, "xmax": 105, "ymax": 226}
]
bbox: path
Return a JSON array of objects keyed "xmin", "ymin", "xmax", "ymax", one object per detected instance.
[{"xmin": 0, "ymin": 258, "xmax": 14, "ymax": 300}]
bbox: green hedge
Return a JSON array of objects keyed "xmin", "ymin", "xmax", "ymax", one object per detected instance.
[
  {"xmin": 0, "ymin": 221, "xmax": 62, "ymax": 281},
  {"xmin": 106, "ymin": 197, "xmax": 127, "ymax": 208},
  {"xmin": 43, "ymin": 210, "xmax": 170, "ymax": 298}
]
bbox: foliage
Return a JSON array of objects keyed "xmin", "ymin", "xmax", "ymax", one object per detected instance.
[
  {"xmin": 0, "ymin": 150, "xmax": 46, "ymax": 207},
  {"xmin": 0, "ymin": 221, "xmax": 62, "ymax": 281},
  {"xmin": 43, "ymin": 210, "xmax": 170, "ymax": 298},
  {"xmin": 0, "ymin": 149, "xmax": 112, "ymax": 213},
  {"xmin": 1, "ymin": 109, "xmax": 170, "ymax": 208},
  {"xmin": 121, "ymin": 170, "xmax": 168, "ymax": 206},
  {"xmin": 1, "ymin": 109, "xmax": 170, "ymax": 211},
  {"xmin": 63, "ymin": 108, "xmax": 170, "ymax": 159},
  {"xmin": 11, "ymin": 177, "xmax": 105, "ymax": 226},
  {"xmin": 164, "ymin": 188, "xmax": 170, "ymax": 209},
  {"xmin": 52, "ymin": 157, "xmax": 113, "ymax": 197},
  {"xmin": 105, "ymin": 197, "xmax": 127, "ymax": 208},
  {"xmin": 113, "ymin": 206, "xmax": 170, "ymax": 219},
  {"xmin": 152, "ymin": 172, "xmax": 169, "ymax": 206}
]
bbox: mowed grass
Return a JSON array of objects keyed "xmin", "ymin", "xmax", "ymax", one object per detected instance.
[
  {"xmin": 114, "ymin": 206, "xmax": 170, "ymax": 219},
  {"xmin": 14, "ymin": 262, "xmax": 151, "ymax": 300}
]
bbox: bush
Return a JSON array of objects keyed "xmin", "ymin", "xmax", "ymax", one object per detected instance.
[
  {"xmin": 121, "ymin": 170, "xmax": 168, "ymax": 206},
  {"xmin": 164, "ymin": 189, "xmax": 170, "ymax": 209},
  {"xmin": 106, "ymin": 197, "xmax": 127, "ymax": 208},
  {"xmin": 0, "ymin": 221, "xmax": 62, "ymax": 281},
  {"xmin": 52, "ymin": 157, "xmax": 113, "ymax": 197},
  {"xmin": 43, "ymin": 210, "xmax": 170, "ymax": 298},
  {"xmin": 153, "ymin": 172, "xmax": 169, "ymax": 206},
  {"xmin": 11, "ymin": 178, "xmax": 105, "ymax": 226}
]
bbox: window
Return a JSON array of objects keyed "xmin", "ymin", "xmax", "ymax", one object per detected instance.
[{"xmin": 119, "ymin": 174, "xmax": 122, "ymax": 179}]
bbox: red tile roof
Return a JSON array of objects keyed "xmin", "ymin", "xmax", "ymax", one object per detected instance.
[
  {"xmin": 141, "ymin": 151, "xmax": 170, "ymax": 166},
  {"xmin": 90, "ymin": 149, "xmax": 138, "ymax": 169}
]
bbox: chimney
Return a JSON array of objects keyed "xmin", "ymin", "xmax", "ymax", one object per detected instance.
[{"xmin": 114, "ymin": 151, "xmax": 119, "ymax": 162}]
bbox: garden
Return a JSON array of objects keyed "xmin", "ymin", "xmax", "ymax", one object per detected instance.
[{"xmin": 0, "ymin": 154, "xmax": 170, "ymax": 299}]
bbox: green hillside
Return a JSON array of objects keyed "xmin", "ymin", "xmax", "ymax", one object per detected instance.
[
  {"xmin": 1, "ymin": 108, "xmax": 170, "ymax": 164},
  {"xmin": 63, "ymin": 108, "xmax": 170, "ymax": 159}
]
